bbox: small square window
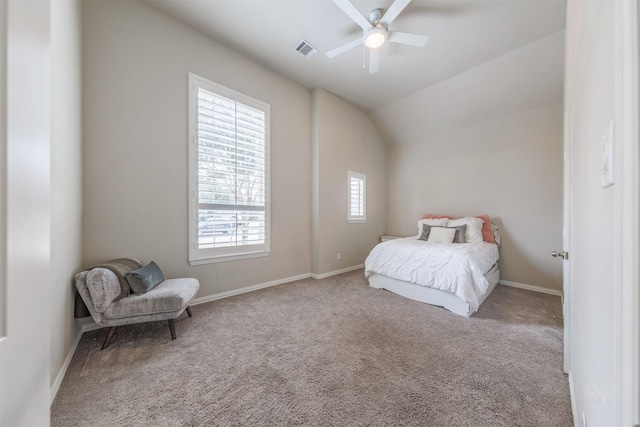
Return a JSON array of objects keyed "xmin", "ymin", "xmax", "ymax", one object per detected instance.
[{"xmin": 348, "ymin": 171, "xmax": 366, "ymax": 223}]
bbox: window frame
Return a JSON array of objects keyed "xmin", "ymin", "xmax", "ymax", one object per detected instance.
[
  {"xmin": 347, "ymin": 170, "xmax": 366, "ymax": 223},
  {"xmin": 188, "ymin": 72, "xmax": 271, "ymax": 265}
]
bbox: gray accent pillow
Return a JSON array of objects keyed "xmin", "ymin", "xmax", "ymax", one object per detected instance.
[
  {"xmin": 418, "ymin": 224, "xmax": 433, "ymax": 241},
  {"xmin": 125, "ymin": 261, "xmax": 165, "ymax": 294},
  {"xmin": 449, "ymin": 224, "xmax": 467, "ymax": 243},
  {"xmin": 419, "ymin": 224, "xmax": 467, "ymax": 243}
]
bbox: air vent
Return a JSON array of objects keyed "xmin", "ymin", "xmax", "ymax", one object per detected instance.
[{"xmin": 295, "ymin": 40, "xmax": 318, "ymax": 58}]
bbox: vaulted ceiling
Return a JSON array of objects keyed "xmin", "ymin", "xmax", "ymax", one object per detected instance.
[{"xmin": 146, "ymin": 0, "xmax": 567, "ymax": 112}]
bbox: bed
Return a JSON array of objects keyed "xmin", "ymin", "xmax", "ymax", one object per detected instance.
[{"xmin": 364, "ymin": 216, "xmax": 501, "ymax": 317}]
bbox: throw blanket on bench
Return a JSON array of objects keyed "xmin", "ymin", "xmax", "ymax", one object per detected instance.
[{"xmin": 74, "ymin": 258, "xmax": 143, "ymax": 318}]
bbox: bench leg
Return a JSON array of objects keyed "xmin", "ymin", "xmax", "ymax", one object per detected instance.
[
  {"xmin": 167, "ymin": 319, "xmax": 176, "ymax": 340},
  {"xmin": 186, "ymin": 306, "xmax": 192, "ymax": 317},
  {"xmin": 102, "ymin": 326, "xmax": 117, "ymax": 350}
]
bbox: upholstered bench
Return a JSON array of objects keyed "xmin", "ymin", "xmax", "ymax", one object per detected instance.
[{"xmin": 75, "ymin": 261, "xmax": 199, "ymax": 349}]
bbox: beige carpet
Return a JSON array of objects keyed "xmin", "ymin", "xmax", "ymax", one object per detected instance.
[{"xmin": 51, "ymin": 270, "xmax": 572, "ymax": 426}]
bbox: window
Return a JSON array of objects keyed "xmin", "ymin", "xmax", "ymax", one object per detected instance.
[
  {"xmin": 348, "ymin": 171, "xmax": 366, "ymax": 223},
  {"xmin": 188, "ymin": 73, "xmax": 270, "ymax": 264}
]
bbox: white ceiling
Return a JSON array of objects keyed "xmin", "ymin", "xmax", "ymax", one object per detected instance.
[{"xmin": 146, "ymin": 0, "xmax": 566, "ymax": 112}]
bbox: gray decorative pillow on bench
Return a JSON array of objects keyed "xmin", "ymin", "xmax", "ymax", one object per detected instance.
[{"xmin": 125, "ymin": 261, "xmax": 165, "ymax": 294}]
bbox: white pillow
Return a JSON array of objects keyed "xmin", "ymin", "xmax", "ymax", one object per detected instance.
[
  {"xmin": 416, "ymin": 218, "xmax": 449, "ymax": 236},
  {"xmin": 448, "ymin": 217, "xmax": 484, "ymax": 243},
  {"xmin": 427, "ymin": 226, "xmax": 456, "ymax": 244},
  {"xmin": 490, "ymin": 223, "xmax": 501, "ymax": 247}
]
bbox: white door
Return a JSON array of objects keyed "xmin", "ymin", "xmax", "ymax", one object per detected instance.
[{"xmin": 0, "ymin": 1, "xmax": 52, "ymax": 425}]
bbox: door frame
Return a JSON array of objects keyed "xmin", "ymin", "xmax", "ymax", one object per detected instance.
[
  {"xmin": 613, "ymin": 0, "xmax": 639, "ymax": 424},
  {"xmin": 562, "ymin": 98, "xmax": 572, "ymax": 375}
]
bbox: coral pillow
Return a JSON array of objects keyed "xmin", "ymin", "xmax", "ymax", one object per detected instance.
[
  {"xmin": 476, "ymin": 214, "xmax": 495, "ymax": 244},
  {"xmin": 421, "ymin": 214, "xmax": 452, "ymax": 220}
]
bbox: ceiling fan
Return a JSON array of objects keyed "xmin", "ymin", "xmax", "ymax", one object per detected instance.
[{"xmin": 326, "ymin": 0, "xmax": 430, "ymax": 74}]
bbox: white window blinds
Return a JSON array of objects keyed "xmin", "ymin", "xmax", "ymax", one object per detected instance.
[
  {"xmin": 188, "ymin": 73, "xmax": 270, "ymax": 264},
  {"xmin": 348, "ymin": 171, "xmax": 366, "ymax": 223}
]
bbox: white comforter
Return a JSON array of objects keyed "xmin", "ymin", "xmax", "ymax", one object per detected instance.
[{"xmin": 364, "ymin": 238, "xmax": 500, "ymax": 311}]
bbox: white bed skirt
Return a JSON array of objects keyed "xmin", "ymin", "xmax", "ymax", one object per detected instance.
[{"xmin": 368, "ymin": 265, "xmax": 500, "ymax": 317}]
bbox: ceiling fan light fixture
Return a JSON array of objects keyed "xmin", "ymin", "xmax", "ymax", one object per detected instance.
[{"xmin": 363, "ymin": 27, "xmax": 387, "ymax": 49}]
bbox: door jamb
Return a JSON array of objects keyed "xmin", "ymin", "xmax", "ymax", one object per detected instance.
[{"xmin": 613, "ymin": 0, "xmax": 640, "ymax": 424}]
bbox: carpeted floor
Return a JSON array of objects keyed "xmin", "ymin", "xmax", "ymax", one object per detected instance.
[{"xmin": 51, "ymin": 270, "xmax": 572, "ymax": 426}]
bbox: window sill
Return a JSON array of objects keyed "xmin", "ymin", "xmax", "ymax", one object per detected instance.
[{"xmin": 189, "ymin": 250, "xmax": 270, "ymax": 265}]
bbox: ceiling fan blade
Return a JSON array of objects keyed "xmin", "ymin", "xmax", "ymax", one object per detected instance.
[
  {"xmin": 380, "ymin": 0, "xmax": 411, "ymax": 26},
  {"xmin": 326, "ymin": 38, "xmax": 362, "ymax": 58},
  {"xmin": 388, "ymin": 31, "xmax": 430, "ymax": 47},
  {"xmin": 333, "ymin": 0, "xmax": 372, "ymax": 30},
  {"xmin": 369, "ymin": 48, "xmax": 380, "ymax": 74}
]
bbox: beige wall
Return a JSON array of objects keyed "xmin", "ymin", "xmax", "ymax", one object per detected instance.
[
  {"xmin": 50, "ymin": 0, "xmax": 84, "ymax": 389},
  {"xmin": 82, "ymin": 1, "xmax": 312, "ymax": 296},
  {"xmin": 373, "ymin": 31, "xmax": 565, "ymax": 291},
  {"xmin": 311, "ymin": 89, "xmax": 387, "ymax": 275},
  {"xmin": 373, "ymin": 31, "xmax": 565, "ymax": 146},
  {"xmin": 1, "ymin": 0, "xmax": 52, "ymax": 424},
  {"xmin": 384, "ymin": 104, "xmax": 563, "ymax": 290}
]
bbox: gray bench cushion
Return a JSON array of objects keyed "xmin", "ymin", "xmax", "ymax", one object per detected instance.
[{"xmin": 104, "ymin": 278, "xmax": 199, "ymax": 320}]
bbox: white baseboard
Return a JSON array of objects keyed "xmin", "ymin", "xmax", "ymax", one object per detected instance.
[
  {"xmin": 499, "ymin": 280, "xmax": 564, "ymax": 300},
  {"xmin": 50, "ymin": 330, "xmax": 81, "ymax": 405},
  {"xmin": 50, "ymin": 321, "xmax": 104, "ymax": 405},
  {"xmin": 191, "ymin": 272, "xmax": 311, "ymax": 306},
  {"xmin": 311, "ymin": 264, "xmax": 364, "ymax": 280},
  {"xmin": 568, "ymin": 371, "xmax": 578, "ymax": 427}
]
